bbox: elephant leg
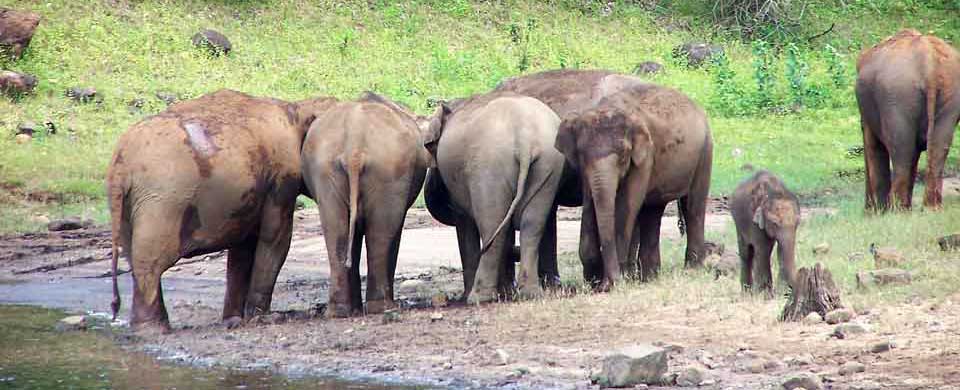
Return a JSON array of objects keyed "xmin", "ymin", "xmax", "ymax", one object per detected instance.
[
  {"xmin": 244, "ymin": 201, "xmax": 295, "ymax": 318},
  {"xmin": 129, "ymin": 207, "xmax": 180, "ymax": 332},
  {"xmin": 862, "ymin": 116, "xmax": 891, "ymax": 212},
  {"xmin": 752, "ymin": 238, "xmax": 775, "ymax": 295},
  {"xmin": 318, "ymin": 195, "xmax": 353, "ymax": 318},
  {"xmin": 498, "ymin": 231, "xmax": 517, "ymax": 300},
  {"xmin": 579, "ymin": 189, "xmax": 603, "ymax": 286},
  {"xmin": 882, "ymin": 112, "xmax": 920, "ymax": 210},
  {"xmin": 455, "ymin": 218, "xmax": 481, "ymax": 297},
  {"xmin": 387, "ymin": 226, "xmax": 402, "ymax": 300},
  {"xmin": 924, "ymin": 110, "xmax": 960, "ymax": 209},
  {"xmin": 537, "ymin": 204, "xmax": 561, "ymax": 289},
  {"xmin": 349, "ymin": 224, "xmax": 364, "ymax": 314},
  {"xmin": 636, "ymin": 204, "xmax": 666, "ymax": 282},
  {"xmin": 223, "ymin": 237, "xmax": 256, "ymax": 327},
  {"xmin": 680, "ymin": 177, "xmax": 710, "ymax": 268},
  {"xmin": 737, "ymin": 235, "xmax": 754, "ymax": 291},
  {"xmin": 468, "ymin": 194, "xmax": 511, "ymax": 305},
  {"xmin": 363, "ymin": 203, "xmax": 406, "ymax": 314}
]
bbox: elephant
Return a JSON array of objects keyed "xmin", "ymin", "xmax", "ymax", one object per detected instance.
[
  {"xmin": 554, "ymin": 82, "xmax": 713, "ymax": 289},
  {"xmin": 107, "ymin": 89, "xmax": 336, "ymax": 332},
  {"xmin": 730, "ymin": 170, "xmax": 799, "ymax": 293},
  {"xmin": 422, "ymin": 92, "xmax": 565, "ymax": 304},
  {"xmin": 856, "ymin": 29, "xmax": 960, "ymax": 211},
  {"xmin": 301, "ymin": 92, "xmax": 431, "ymax": 317}
]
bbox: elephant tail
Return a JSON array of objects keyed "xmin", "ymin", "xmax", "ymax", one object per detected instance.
[
  {"xmin": 479, "ymin": 148, "xmax": 533, "ymax": 256},
  {"xmin": 344, "ymin": 151, "xmax": 365, "ymax": 268},
  {"xmin": 107, "ymin": 167, "xmax": 127, "ymax": 322},
  {"xmin": 924, "ymin": 52, "xmax": 937, "ymax": 151}
]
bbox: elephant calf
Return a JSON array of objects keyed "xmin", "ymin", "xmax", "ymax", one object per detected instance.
[
  {"xmin": 301, "ymin": 92, "xmax": 431, "ymax": 317},
  {"xmin": 730, "ymin": 170, "xmax": 799, "ymax": 293},
  {"xmin": 856, "ymin": 29, "xmax": 960, "ymax": 211},
  {"xmin": 424, "ymin": 92, "xmax": 565, "ymax": 304},
  {"xmin": 107, "ymin": 90, "xmax": 335, "ymax": 332}
]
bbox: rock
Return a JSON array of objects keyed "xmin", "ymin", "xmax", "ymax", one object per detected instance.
[
  {"xmin": 16, "ymin": 121, "xmax": 37, "ymax": 136},
  {"xmin": 850, "ymin": 380, "xmax": 881, "ymax": 390},
  {"xmin": 704, "ymin": 241, "xmax": 725, "ymax": 257},
  {"xmin": 824, "ymin": 308, "xmax": 855, "ymax": 324},
  {"xmin": 192, "ymin": 29, "xmax": 232, "ymax": 56},
  {"xmin": 785, "ymin": 354, "xmax": 814, "ymax": 367},
  {"xmin": 595, "ymin": 344, "xmax": 668, "ymax": 387},
  {"xmin": 127, "ymin": 97, "xmax": 145, "ymax": 112},
  {"xmin": 676, "ymin": 366, "xmax": 706, "ymax": 386},
  {"xmin": 651, "ymin": 341, "xmax": 685, "ymax": 354},
  {"xmin": 672, "ymin": 42, "xmax": 724, "ymax": 68},
  {"xmin": 0, "ymin": 8, "xmax": 41, "ymax": 59},
  {"xmin": 47, "ymin": 217, "xmax": 91, "ymax": 232},
  {"xmin": 782, "ymin": 373, "xmax": 824, "ymax": 390},
  {"xmin": 429, "ymin": 312, "xmax": 444, "ymax": 322},
  {"xmin": 705, "ymin": 253, "xmax": 738, "ymax": 278},
  {"xmin": 937, "ymin": 234, "xmax": 960, "ymax": 251},
  {"xmin": 847, "ymin": 251, "xmax": 866, "ymax": 262},
  {"xmin": 833, "ymin": 323, "xmax": 870, "ymax": 339},
  {"xmin": 802, "ymin": 312, "xmax": 823, "ymax": 325},
  {"xmin": 869, "ymin": 340, "xmax": 895, "ymax": 353},
  {"xmin": 382, "ymin": 309, "xmax": 401, "ymax": 324},
  {"xmin": 55, "ymin": 315, "xmax": 86, "ymax": 332},
  {"xmin": 856, "ymin": 269, "xmax": 912, "ymax": 288},
  {"xmin": 813, "ymin": 243, "xmax": 830, "ymax": 255},
  {"xmin": 838, "ymin": 361, "xmax": 865, "ymax": 376},
  {"xmin": 14, "ymin": 133, "xmax": 31, "ymax": 144},
  {"xmin": 65, "ymin": 87, "xmax": 97, "ymax": 103},
  {"xmin": 399, "ymin": 279, "xmax": 425, "ymax": 290},
  {"xmin": 632, "ymin": 61, "xmax": 664, "ymax": 75},
  {"xmin": 431, "ymin": 293, "xmax": 448, "ymax": 308},
  {"xmin": 155, "ymin": 91, "xmax": 178, "ymax": 105},
  {"xmin": 494, "ymin": 348, "xmax": 510, "ymax": 366},
  {"xmin": 869, "ymin": 244, "xmax": 905, "ymax": 268},
  {"xmin": 441, "ymin": 361, "xmax": 453, "ymax": 370},
  {"xmin": 0, "ymin": 70, "xmax": 37, "ymax": 96}
]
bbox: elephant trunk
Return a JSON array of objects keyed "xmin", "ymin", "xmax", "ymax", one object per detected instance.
[
  {"xmin": 586, "ymin": 158, "xmax": 622, "ymax": 286},
  {"xmin": 777, "ymin": 230, "xmax": 798, "ymax": 289}
]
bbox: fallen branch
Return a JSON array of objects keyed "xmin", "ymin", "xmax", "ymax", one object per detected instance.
[{"xmin": 806, "ymin": 23, "xmax": 835, "ymax": 43}]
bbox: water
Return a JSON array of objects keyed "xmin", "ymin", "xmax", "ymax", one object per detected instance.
[{"xmin": 0, "ymin": 305, "xmax": 425, "ymax": 390}]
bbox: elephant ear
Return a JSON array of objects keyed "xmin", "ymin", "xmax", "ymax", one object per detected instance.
[
  {"xmin": 630, "ymin": 119, "xmax": 654, "ymax": 168},
  {"xmin": 752, "ymin": 200, "xmax": 767, "ymax": 230},
  {"xmin": 422, "ymin": 102, "xmax": 451, "ymax": 152},
  {"xmin": 555, "ymin": 122, "xmax": 578, "ymax": 170}
]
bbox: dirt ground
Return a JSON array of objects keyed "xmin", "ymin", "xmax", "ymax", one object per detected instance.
[{"xmin": 1, "ymin": 201, "xmax": 958, "ymax": 390}]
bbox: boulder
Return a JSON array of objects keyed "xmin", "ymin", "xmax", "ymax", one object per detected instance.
[
  {"xmin": 812, "ymin": 243, "xmax": 830, "ymax": 256},
  {"xmin": 833, "ymin": 323, "xmax": 870, "ymax": 339},
  {"xmin": 676, "ymin": 366, "xmax": 706, "ymax": 387},
  {"xmin": 869, "ymin": 340, "xmax": 895, "ymax": 353},
  {"xmin": 14, "ymin": 133, "xmax": 30, "ymax": 144},
  {"xmin": 705, "ymin": 253, "xmax": 738, "ymax": 278},
  {"xmin": 65, "ymin": 87, "xmax": 97, "ymax": 103},
  {"xmin": 856, "ymin": 269, "xmax": 912, "ymax": 288},
  {"xmin": 672, "ymin": 42, "xmax": 724, "ymax": 68},
  {"xmin": 0, "ymin": 70, "xmax": 37, "ymax": 96},
  {"xmin": 632, "ymin": 61, "xmax": 664, "ymax": 75},
  {"xmin": 781, "ymin": 373, "xmax": 823, "ymax": 390},
  {"xmin": 801, "ymin": 312, "xmax": 823, "ymax": 325},
  {"xmin": 55, "ymin": 315, "xmax": 86, "ymax": 332},
  {"xmin": 594, "ymin": 344, "xmax": 668, "ymax": 387},
  {"xmin": 824, "ymin": 308, "xmax": 855, "ymax": 324},
  {"xmin": 0, "ymin": 8, "xmax": 41, "ymax": 59},
  {"xmin": 192, "ymin": 29, "xmax": 232, "ymax": 56},
  {"xmin": 838, "ymin": 361, "xmax": 865, "ymax": 376},
  {"xmin": 937, "ymin": 234, "xmax": 960, "ymax": 251},
  {"xmin": 47, "ymin": 217, "xmax": 92, "ymax": 231}
]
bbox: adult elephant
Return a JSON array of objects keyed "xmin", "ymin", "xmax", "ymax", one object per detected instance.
[
  {"xmin": 302, "ymin": 92, "xmax": 431, "ymax": 317},
  {"xmin": 494, "ymin": 69, "xmax": 712, "ymax": 285},
  {"xmin": 856, "ymin": 29, "xmax": 960, "ymax": 211},
  {"xmin": 423, "ymin": 92, "xmax": 564, "ymax": 303},
  {"xmin": 554, "ymin": 82, "xmax": 713, "ymax": 289},
  {"xmin": 107, "ymin": 90, "xmax": 336, "ymax": 332}
]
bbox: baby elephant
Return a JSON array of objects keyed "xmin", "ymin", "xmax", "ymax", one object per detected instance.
[{"xmin": 730, "ymin": 170, "xmax": 800, "ymax": 293}]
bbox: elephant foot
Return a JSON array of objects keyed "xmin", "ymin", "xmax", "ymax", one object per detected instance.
[
  {"xmin": 326, "ymin": 302, "xmax": 354, "ymax": 319},
  {"xmin": 596, "ymin": 278, "xmax": 615, "ymax": 293},
  {"xmin": 131, "ymin": 320, "xmax": 172, "ymax": 336},
  {"xmin": 222, "ymin": 316, "xmax": 244, "ymax": 329},
  {"xmin": 540, "ymin": 274, "xmax": 562, "ymax": 290},
  {"xmin": 466, "ymin": 288, "xmax": 498, "ymax": 305},
  {"xmin": 518, "ymin": 283, "xmax": 544, "ymax": 300},
  {"xmin": 365, "ymin": 299, "xmax": 396, "ymax": 314}
]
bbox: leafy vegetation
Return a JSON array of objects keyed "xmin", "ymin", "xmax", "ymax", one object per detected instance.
[{"xmin": 0, "ymin": 0, "xmax": 957, "ymax": 232}]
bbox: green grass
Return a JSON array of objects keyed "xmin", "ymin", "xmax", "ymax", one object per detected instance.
[{"xmin": 0, "ymin": 0, "xmax": 957, "ymax": 233}]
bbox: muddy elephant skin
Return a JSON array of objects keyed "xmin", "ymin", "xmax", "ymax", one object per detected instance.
[
  {"xmin": 423, "ymin": 92, "xmax": 565, "ymax": 304},
  {"xmin": 0, "ymin": 8, "xmax": 41, "ymax": 59},
  {"xmin": 301, "ymin": 92, "xmax": 431, "ymax": 318},
  {"xmin": 730, "ymin": 170, "xmax": 799, "ymax": 293},
  {"xmin": 856, "ymin": 29, "xmax": 960, "ymax": 211},
  {"xmin": 106, "ymin": 89, "xmax": 336, "ymax": 332},
  {"xmin": 555, "ymin": 81, "xmax": 713, "ymax": 289}
]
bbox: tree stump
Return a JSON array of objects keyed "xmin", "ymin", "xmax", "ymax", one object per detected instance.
[{"xmin": 780, "ymin": 262, "xmax": 843, "ymax": 322}]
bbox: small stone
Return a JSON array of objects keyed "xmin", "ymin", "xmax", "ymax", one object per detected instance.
[
  {"xmin": 838, "ymin": 361, "xmax": 865, "ymax": 376},
  {"xmin": 869, "ymin": 340, "xmax": 895, "ymax": 353},
  {"xmin": 786, "ymin": 354, "xmax": 814, "ymax": 367},
  {"xmin": 700, "ymin": 379, "xmax": 717, "ymax": 386},
  {"xmin": 14, "ymin": 133, "xmax": 31, "ymax": 144},
  {"xmin": 632, "ymin": 61, "xmax": 664, "ymax": 75},
  {"xmin": 676, "ymin": 366, "xmax": 706, "ymax": 387},
  {"xmin": 441, "ymin": 361, "xmax": 453, "ymax": 370},
  {"xmin": 703, "ymin": 241, "xmax": 725, "ymax": 257},
  {"xmin": 56, "ymin": 315, "xmax": 86, "ymax": 332},
  {"xmin": 857, "ymin": 269, "xmax": 912, "ymax": 288},
  {"xmin": 494, "ymin": 348, "xmax": 510, "ymax": 366},
  {"xmin": 155, "ymin": 91, "xmax": 178, "ymax": 105},
  {"xmin": 382, "ymin": 309, "xmax": 401, "ymax": 324},
  {"xmin": 937, "ymin": 234, "xmax": 960, "ymax": 251},
  {"xmin": 65, "ymin": 87, "xmax": 97, "ymax": 103},
  {"xmin": 833, "ymin": 323, "xmax": 870, "ymax": 339},
  {"xmin": 595, "ymin": 344, "xmax": 668, "ymax": 387},
  {"xmin": 429, "ymin": 312, "xmax": 444, "ymax": 322},
  {"xmin": 193, "ymin": 270, "xmax": 203, "ymax": 276},
  {"xmin": 802, "ymin": 312, "xmax": 824, "ymax": 325},
  {"xmin": 651, "ymin": 341, "xmax": 685, "ymax": 354},
  {"xmin": 431, "ymin": 293, "xmax": 448, "ymax": 308},
  {"xmin": 782, "ymin": 373, "xmax": 824, "ymax": 390},
  {"xmin": 847, "ymin": 251, "xmax": 866, "ymax": 262},
  {"xmin": 824, "ymin": 308, "xmax": 855, "ymax": 324},
  {"xmin": 747, "ymin": 359, "xmax": 766, "ymax": 373},
  {"xmin": 192, "ymin": 29, "xmax": 232, "ymax": 56},
  {"xmin": 813, "ymin": 243, "xmax": 830, "ymax": 255},
  {"xmin": 399, "ymin": 279, "xmax": 425, "ymax": 290}
]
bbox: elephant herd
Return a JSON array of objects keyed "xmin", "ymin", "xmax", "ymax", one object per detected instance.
[{"xmin": 106, "ymin": 29, "xmax": 960, "ymax": 333}]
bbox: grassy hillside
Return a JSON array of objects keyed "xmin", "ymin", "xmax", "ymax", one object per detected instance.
[{"xmin": 0, "ymin": 0, "xmax": 957, "ymax": 232}]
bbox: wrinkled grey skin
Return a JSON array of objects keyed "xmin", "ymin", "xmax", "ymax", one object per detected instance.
[
  {"xmin": 730, "ymin": 170, "xmax": 799, "ymax": 294},
  {"xmin": 423, "ymin": 92, "xmax": 564, "ymax": 304},
  {"xmin": 301, "ymin": 92, "xmax": 431, "ymax": 317},
  {"xmin": 555, "ymin": 82, "xmax": 713, "ymax": 289}
]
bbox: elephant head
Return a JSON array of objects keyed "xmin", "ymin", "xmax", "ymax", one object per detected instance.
[
  {"xmin": 751, "ymin": 187, "xmax": 800, "ymax": 288},
  {"xmin": 555, "ymin": 106, "xmax": 654, "ymax": 288}
]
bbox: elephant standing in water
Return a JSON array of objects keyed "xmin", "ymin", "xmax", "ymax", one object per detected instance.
[
  {"xmin": 301, "ymin": 93, "xmax": 431, "ymax": 317},
  {"xmin": 423, "ymin": 92, "xmax": 565, "ymax": 303},
  {"xmin": 856, "ymin": 29, "xmax": 960, "ymax": 211},
  {"xmin": 730, "ymin": 170, "xmax": 799, "ymax": 294},
  {"xmin": 496, "ymin": 70, "xmax": 712, "ymax": 287},
  {"xmin": 107, "ymin": 90, "xmax": 335, "ymax": 332}
]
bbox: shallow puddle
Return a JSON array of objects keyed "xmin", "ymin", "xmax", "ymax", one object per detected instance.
[{"xmin": 0, "ymin": 305, "xmax": 426, "ymax": 390}]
